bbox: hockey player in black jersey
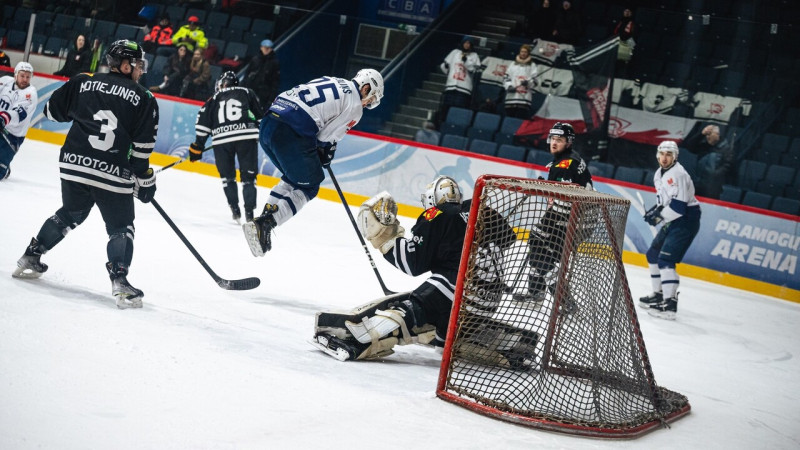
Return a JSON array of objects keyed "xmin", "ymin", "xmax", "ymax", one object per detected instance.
[
  {"xmin": 513, "ymin": 122, "xmax": 593, "ymax": 309},
  {"xmin": 189, "ymin": 71, "xmax": 263, "ymax": 222},
  {"xmin": 13, "ymin": 40, "xmax": 159, "ymax": 310},
  {"xmin": 312, "ymin": 176, "xmax": 526, "ymax": 363}
]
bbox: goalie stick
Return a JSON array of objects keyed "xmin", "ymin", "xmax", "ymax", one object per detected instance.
[
  {"xmin": 151, "ymin": 199, "xmax": 261, "ymax": 290},
  {"xmin": 326, "ymin": 166, "xmax": 395, "ymax": 296}
]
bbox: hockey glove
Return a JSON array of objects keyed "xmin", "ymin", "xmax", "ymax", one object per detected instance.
[
  {"xmin": 357, "ymin": 192, "xmax": 405, "ymax": 254},
  {"xmin": 133, "ymin": 168, "xmax": 157, "ymax": 203},
  {"xmin": 189, "ymin": 142, "xmax": 204, "ymax": 162},
  {"xmin": 317, "ymin": 143, "xmax": 336, "ymax": 168},
  {"xmin": 643, "ymin": 205, "xmax": 664, "ymax": 226}
]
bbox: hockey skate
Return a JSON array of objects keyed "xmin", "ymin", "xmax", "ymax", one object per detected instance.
[
  {"xmin": 245, "ymin": 208, "xmax": 254, "ymax": 222},
  {"xmin": 647, "ymin": 297, "xmax": 677, "ymax": 320},
  {"xmin": 12, "ymin": 238, "xmax": 48, "ymax": 279},
  {"xmin": 310, "ymin": 333, "xmax": 367, "ymax": 361},
  {"xmin": 242, "ymin": 204, "xmax": 278, "ymax": 257},
  {"xmin": 107, "ymin": 262, "xmax": 143, "ymax": 309},
  {"xmin": 639, "ymin": 291, "xmax": 663, "ymax": 309},
  {"xmin": 230, "ymin": 204, "xmax": 242, "ymax": 225}
]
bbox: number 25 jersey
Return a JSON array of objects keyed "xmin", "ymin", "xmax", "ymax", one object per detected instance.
[
  {"xmin": 44, "ymin": 71, "xmax": 159, "ymax": 194},
  {"xmin": 268, "ymin": 76, "xmax": 363, "ymax": 145}
]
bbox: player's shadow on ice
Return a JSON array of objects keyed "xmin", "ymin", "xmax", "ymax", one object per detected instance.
[{"xmin": 13, "ymin": 277, "xmax": 119, "ymax": 308}]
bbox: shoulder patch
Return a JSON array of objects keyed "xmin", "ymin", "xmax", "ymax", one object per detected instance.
[{"xmin": 423, "ymin": 207, "xmax": 442, "ymax": 221}]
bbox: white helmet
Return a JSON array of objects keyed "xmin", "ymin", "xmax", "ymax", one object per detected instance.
[
  {"xmin": 353, "ymin": 68, "xmax": 384, "ymax": 109},
  {"xmin": 657, "ymin": 140, "xmax": 679, "ymax": 159},
  {"xmin": 420, "ymin": 175, "xmax": 462, "ymax": 209},
  {"xmin": 15, "ymin": 61, "xmax": 33, "ymax": 77}
]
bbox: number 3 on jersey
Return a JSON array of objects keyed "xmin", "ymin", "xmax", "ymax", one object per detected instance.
[{"xmin": 88, "ymin": 109, "xmax": 118, "ymax": 151}]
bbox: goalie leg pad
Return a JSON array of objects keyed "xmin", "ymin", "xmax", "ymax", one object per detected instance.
[{"xmin": 345, "ymin": 299, "xmax": 419, "ymax": 345}]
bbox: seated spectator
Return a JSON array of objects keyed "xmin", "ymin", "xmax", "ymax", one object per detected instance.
[
  {"xmin": 503, "ymin": 44, "xmax": 538, "ymax": 119},
  {"xmin": 149, "ymin": 44, "xmax": 191, "ymax": 96},
  {"xmin": 180, "ymin": 47, "xmax": 212, "ymax": 101},
  {"xmin": 0, "ymin": 49, "xmax": 10, "ymax": 68},
  {"xmin": 552, "ymin": 0, "xmax": 582, "ymax": 45},
  {"xmin": 414, "ymin": 121, "xmax": 441, "ymax": 146},
  {"xmin": 160, "ymin": 15, "xmax": 207, "ymax": 56},
  {"xmin": 244, "ymin": 39, "xmax": 280, "ymax": 107},
  {"xmin": 142, "ymin": 15, "xmax": 174, "ymax": 54},
  {"xmin": 683, "ymin": 124, "xmax": 734, "ymax": 199},
  {"xmin": 53, "ymin": 35, "xmax": 92, "ymax": 78},
  {"xmin": 527, "ymin": 0, "xmax": 556, "ymax": 39}
]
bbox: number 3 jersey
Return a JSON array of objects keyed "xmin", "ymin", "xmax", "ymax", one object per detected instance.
[
  {"xmin": 0, "ymin": 75, "xmax": 38, "ymax": 146},
  {"xmin": 194, "ymin": 86, "xmax": 262, "ymax": 147},
  {"xmin": 44, "ymin": 72, "xmax": 159, "ymax": 194},
  {"xmin": 267, "ymin": 76, "xmax": 363, "ymax": 145}
]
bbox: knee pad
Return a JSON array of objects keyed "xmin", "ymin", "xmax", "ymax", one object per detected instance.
[
  {"xmin": 36, "ymin": 207, "xmax": 87, "ymax": 250},
  {"xmin": 107, "ymin": 226, "xmax": 135, "ymax": 267}
]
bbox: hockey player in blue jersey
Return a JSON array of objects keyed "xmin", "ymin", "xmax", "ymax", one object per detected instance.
[
  {"xmin": 243, "ymin": 68, "xmax": 384, "ymax": 256},
  {"xmin": 639, "ymin": 140, "xmax": 701, "ymax": 320},
  {"xmin": 0, "ymin": 61, "xmax": 38, "ymax": 180}
]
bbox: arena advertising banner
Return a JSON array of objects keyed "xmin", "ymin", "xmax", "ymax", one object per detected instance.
[{"xmin": 26, "ymin": 75, "xmax": 799, "ymax": 299}]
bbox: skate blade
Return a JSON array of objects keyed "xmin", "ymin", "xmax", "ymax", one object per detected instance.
[
  {"xmin": 12, "ymin": 266, "xmax": 44, "ymax": 279},
  {"xmin": 115, "ymin": 294, "xmax": 143, "ymax": 309},
  {"xmin": 242, "ymin": 222, "xmax": 265, "ymax": 257},
  {"xmin": 309, "ymin": 337, "xmax": 350, "ymax": 361}
]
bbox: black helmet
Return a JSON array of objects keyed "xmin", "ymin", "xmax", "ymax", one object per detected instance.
[
  {"xmin": 106, "ymin": 40, "xmax": 146, "ymax": 77},
  {"xmin": 215, "ymin": 71, "xmax": 239, "ymax": 92},
  {"xmin": 547, "ymin": 122, "xmax": 576, "ymax": 145}
]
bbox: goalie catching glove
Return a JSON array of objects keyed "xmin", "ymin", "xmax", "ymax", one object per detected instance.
[{"xmin": 357, "ymin": 191, "xmax": 404, "ymax": 254}]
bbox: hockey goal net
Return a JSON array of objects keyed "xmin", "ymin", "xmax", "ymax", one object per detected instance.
[{"xmin": 436, "ymin": 175, "xmax": 690, "ymax": 438}]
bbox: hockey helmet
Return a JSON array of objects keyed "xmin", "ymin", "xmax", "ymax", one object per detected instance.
[
  {"xmin": 215, "ymin": 70, "xmax": 239, "ymax": 92},
  {"xmin": 547, "ymin": 122, "xmax": 576, "ymax": 145},
  {"xmin": 657, "ymin": 140, "xmax": 679, "ymax": 159},
  {"xmin": 353, "ymin": 68, "xmax": 384, "ymax": 110},
  {"xmin": 14, "ymin": 61, "xmax": 33, "ymax": 77},
  {"xmin": 420, "ymin": 175, "xmax": 462, "ymax": 210},
  {"xmin": 106, "ymin": 40, "xmax": 147, "ymax": 76}
]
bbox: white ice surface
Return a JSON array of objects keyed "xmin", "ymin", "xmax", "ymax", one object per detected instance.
[{"xmin": 1, "ymin": 141, "xmax": 799, "ymax": 449}]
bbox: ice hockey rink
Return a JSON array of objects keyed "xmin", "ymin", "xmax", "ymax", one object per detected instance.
[{"xmin": 1, "ymin": 140, "xmax": 798, "ymax": 449}]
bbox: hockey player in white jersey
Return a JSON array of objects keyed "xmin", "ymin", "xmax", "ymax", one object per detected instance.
[
  {"xmin": 0, "ymin": 61, "xmax": 38, "ymax": 180},
  {"xmin": 639, "ymin": 140, "xmax": 701, "ymax": 320},
  {"xmin": 243, "ymin": 68, "xmax": 384, "ymax": 256}
]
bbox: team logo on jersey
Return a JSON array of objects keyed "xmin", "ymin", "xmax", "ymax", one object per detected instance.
[
  {"xmin": 667, "ymin": 177, "xmax": 674, "ymax": 185},
  {"xmin": 423, "ymin": 207, "xmax": 442, "ymax": 221},
  {"xmin": 556, "ymin": 159, "xmax": 572, "ymax": 169}
]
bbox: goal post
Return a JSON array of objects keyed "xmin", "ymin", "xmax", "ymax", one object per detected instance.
[{"xmin": 436, "ymin": 175, "xmax": 690, "ymax": 438}]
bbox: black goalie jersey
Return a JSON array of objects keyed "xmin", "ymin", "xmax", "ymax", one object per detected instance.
[
  {"xmin": 44, "ymin": 72, "xmax": 159, "ymax": 193},
  {"xmin": 194, "ymin": 86, "xmax": 262, "ymax": 147}
]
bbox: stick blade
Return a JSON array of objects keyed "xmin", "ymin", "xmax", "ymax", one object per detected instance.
[{"xmin": 217, "ymin": 277, "xmax": 261, "ymax": 290}]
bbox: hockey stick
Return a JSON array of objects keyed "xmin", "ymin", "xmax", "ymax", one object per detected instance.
[
  {"xmin": 326, "ymin": 166, "xmax": 395, "ymax": 296},
  {"xmin": 150, "ymin": 198, "xmax": 261, "ymax": 290},
  {"xmin": 156, "ymin": 146, "xmax": 214, "ymax": 173}
]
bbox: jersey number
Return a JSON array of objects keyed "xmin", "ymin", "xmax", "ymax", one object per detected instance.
[
  {"xmin": 88, "ymin": 110, "xmax": 118, "ymax": 151},
  {"xmin": 217, "ymin": 99, "xmax": 243, "ymax": 123},
  {"xmin": 298, "ymin": 79, "xmax": 340, "ymax": 106}
]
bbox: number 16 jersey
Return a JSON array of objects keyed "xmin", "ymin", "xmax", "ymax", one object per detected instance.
[{"xmin": 44, "ymin": 71, "xmax": 159, "ymax": 194}]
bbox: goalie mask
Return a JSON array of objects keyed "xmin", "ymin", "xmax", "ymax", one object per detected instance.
[
  {"xmin": 420, "ymin": 176, "xmax": 462, "ymax": 210},
  {"xmin": 353, "ymin": 68, "xmax": 384, "ymax": 110},
  {"xmin": 656, "ymin": 140, "xmax": 679, "ymax": 159}
]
